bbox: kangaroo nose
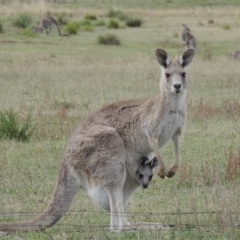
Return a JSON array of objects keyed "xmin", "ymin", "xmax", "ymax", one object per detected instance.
[
  {"xmin": 174, "ymin": 84, "xmax": 181, "ymax": 90},
  {"xmin": 142, "ymin": 183, "xmax": 148, "ymax": 189}
]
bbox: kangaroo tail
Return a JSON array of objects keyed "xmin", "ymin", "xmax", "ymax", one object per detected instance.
[
  {"xmin": 0, "ymin": 162, "xmax": 79, "ymax": 232},
  {"xmin": 48, "ymin": 16, "xmax": 69, "ymax": 37}
]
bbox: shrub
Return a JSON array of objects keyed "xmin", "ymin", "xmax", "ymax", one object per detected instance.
[
  {"xmin": 81, "ymin": 24, "xmax": 94, "ymax": 32},
  {"xmin": 64, "ymin": 21, "xmax": 80, "ymax": 35},
  {"xmin": 107, "ymin": 9, "xmax": 128, "ymax": 21},
  {"xmin": 126, "ymin": 17, "xmax": 142, "ymax": 27},
  {"xmin": 107, "ymin": 18, "xmax": 119, "ymax": 29},
  {"xmin": 57, "ymin": 13, "xmax": 68, "ymax": 26},
  {"xmin": 98, "ymin": 34, "xmax": 120, "ymax": 46},
  {"xmin": 13, "ymin": 13, "xmax": 32, "ymax": 29},
  {"xmin": 78, "ymin": 19, "xmax": 94, "ymax": 32},
  {"xmin": 84, "ymin": 14, "xmax": 97, "ymax": 21},
  {"xmin": 95, "ymin": 20, "xmax": 106, "ymax": 27},
  {"xmin": 21, "ymin": 28, "xmax": 34, "ymax": 37},
  {"xmin": 0, "ymin": 108, "xmax": 35, "ymax": 142},
  {"xmin": 222, "ymin": 23, "xmax": 230, "ymax": 30}
]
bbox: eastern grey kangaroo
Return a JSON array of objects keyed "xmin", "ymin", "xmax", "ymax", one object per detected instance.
[
  {"xmin": 135, "ymin": 156, "xmax": 158, "ymax": 189},
  {"xmin": 32, "ymin": 16, "xmax": 68, "ymax": 36},
  {"xmin": 182, "ymin": 24, "xmax": 197, "ymax": 50},
  {"xmin": 229, "ymin": 50, "xmax": 240, "ymax": 61},
  {"xmin": 0, "ymin": 48, "xmax": 195, "ymax": 232}
]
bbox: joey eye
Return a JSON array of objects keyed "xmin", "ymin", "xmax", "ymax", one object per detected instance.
[
  {"xmin": 139, "ymin": 174, "xmax": 144, "ymax": 179},
  {"xmin": 165, "ymin": 73, "xmax": 170, "ymax": 78},
  {"xmin": 149, "ymin": 176, "xmax": 152, "ymax": 181},
  {"xmin": 181, "ymin": 72, "xmax": 186, "ymax": 78}
]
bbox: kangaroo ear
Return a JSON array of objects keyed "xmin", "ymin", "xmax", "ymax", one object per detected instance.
[
  {"xmin": 139, "ymin": 156, "xmax": 149, "ymax": 167},
  {"xmin": 155, "ymin": 49, "xmax": 171, "ymax": 68},
  {"xmin": 150, "ymin": 157, "xmax": 159, "ymax": 169},
  {"xmin": 179, "ymin": 49, "xmax": 195, "ymax": 68}
]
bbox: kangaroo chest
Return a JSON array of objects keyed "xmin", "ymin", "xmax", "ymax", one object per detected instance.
[{"xmin": 157, "ymin": 110, "xmax": 185, "ymax": 148}]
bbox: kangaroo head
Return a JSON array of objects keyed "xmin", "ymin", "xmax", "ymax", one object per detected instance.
[
  {"xmin": 182, "ymin": 23, "xmax": 191, "ymax": 32},
  {"xmin": 155, "ymin": 48, "xmax": 195, "ymax": 94},
  {"xmin": 136, "ymin": 156, "xmax": 159, "ymax": 189}
]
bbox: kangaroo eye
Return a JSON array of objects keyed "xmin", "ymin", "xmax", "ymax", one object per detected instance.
[
  {"xmin": 139, "ymin": 174, "xmax": 143, "ymax": 179},
  {"xmin": 149, "ymin": 176, "xmax": 152, "ymax": 181},
  {"xmin": 181, "ymin": 72, "xmax": 186, "ymax": 78},
  {"xmin": 165, "ymin": 73, "xmax": 170, "ymax": 78}
]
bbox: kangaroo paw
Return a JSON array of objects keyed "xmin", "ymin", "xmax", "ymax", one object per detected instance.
[
  {"xmin": 157, "ymin": 167, "xmax": 167, "ymax": 179},
  {"xmin": 166, "ymin": 166, "xmax": 178, "ymax": 178}
]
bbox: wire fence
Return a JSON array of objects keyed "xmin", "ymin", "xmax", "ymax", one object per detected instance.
[{"xmin": 1, "ymin": 210, "xmax": 240, "ymax": 239}]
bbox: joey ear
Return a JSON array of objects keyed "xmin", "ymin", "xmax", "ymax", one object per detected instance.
[
  {"xmin": 155, "ymin": 49, "xmax": 171, "ymax": 68},
  {"xmin": 150, "ymin": 157, "xmax": 159, "ymax": 169},
  {"xmin": 179, "ymin": 49, "xmax": 195, "ymax": 69},
  {"xmin": 139, "ymin": 156, "xmax": 149, "ymax": 167}
]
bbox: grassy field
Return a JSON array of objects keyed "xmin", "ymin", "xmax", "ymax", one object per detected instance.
[{"xmin": 0, "ymin": 0, "xmax": 240, "ymax": 239}]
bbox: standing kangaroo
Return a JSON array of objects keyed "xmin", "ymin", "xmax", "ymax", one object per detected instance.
[
  {"xmin": 0, "ymin": 48, "xmax": 195, "ymax": 232},
  {"xmin": 32, "ymin": 16, "xmax": 68, "ymax": 36},
  {"xmin": 182, "ymin": 24, "xmax": 197, "ymax": 50}
]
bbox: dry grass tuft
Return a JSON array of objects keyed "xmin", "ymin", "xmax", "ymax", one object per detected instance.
[
  {"xmin": 225, "ymin": 149, "xmax": 240, "ymax": 180},
  {"xmin": 188, "ymin": 99, "xmax": 240, "ymax": 121}
]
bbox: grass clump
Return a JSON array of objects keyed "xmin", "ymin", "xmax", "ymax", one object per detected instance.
[
  {"xmin": 64, "ymin": 21, "xmax": 80, "ymax": 35},
  {"xmin": 125, "ymin": 17, "xmax": 143, "ymax": 27},
  {"xmin": 107, "ymin": 18, "xmax": 119, "ymax": 29},
  {"xmin": 79, "ymin": 20, "xmax": 94, "ymax": 32},
  {"xmin": 13, "ymin": 13, "xmax": 32, "ymax": 29},
  {"xmin": 0, "ymin": 108, "xmax": 35, "ymax": 142},
  {"xmin": 98, "ymin": 33, "xmax": 120, "ymax": 45},
  {"xmin": 107, "ymin": 8, "xmax": 128, "ymax": 21},
  {"xmin": 95, "ymin": 20, "xmax": 106, "ymax": 27},
  {"xmin": 57, "ymin": 13, "xmax": 69, "ymax": 26},
  {"xmin": 81, "ymin": 24, "xmax": 94, "ymax": 32},
  {"xmin": 84, "ymin": 14, "xmax": 97, "ymax": 21},
  {"xmin": 222, "ymin": 23, "xmax": 230, "ymax": 30},
  {"xmin": 21, "ymin": 28, "xmax": 34, "ymax": 37}
]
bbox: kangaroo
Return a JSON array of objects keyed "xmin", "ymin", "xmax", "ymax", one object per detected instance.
[
  {"xmin": 135, "ymin": 156, "xmax": 158, "ymax": 189},
  {"xmin": 182, "ymin": 24, "xmax": 197, "ymax": 50},
  {"xmin": 229, "ymin": 50, "xmax": 240, "ymax": 61},
  {"xmin": 32, "ymin": 16, "xmax": 68, "ymax": 36},
  {"xmin": 0, "ymin": 48, "xmax": 195, "ymax": 232}
]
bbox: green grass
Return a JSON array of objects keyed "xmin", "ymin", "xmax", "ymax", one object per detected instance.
[{"xmin": 0, "ymin": 1, "xmax": 240, "ymax": 239}]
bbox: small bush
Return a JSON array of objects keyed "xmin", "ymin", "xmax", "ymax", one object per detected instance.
[
  {"xmin": 125, "ymin": 17, "xmax": 142, "ymax": 27},
  {"xmin": 81, "ymin": 24, "xmax": 94, "ymax": 32},
  {"xmin": 21, "ymin": 28, "xmax": 34, "ymax": 37},
  {"xmin": 57, "ymin": 13, "xmax": 68, "ymax": 26},
  {"xmin": 95, "ymin": 20, "xmax": 106, "ymax": 27},
  {"xmin": 76, "ymin": 19, "xmax": 94, "ymax": 32},
  {"xmin": 208, "ymin": 19, "xmax": 214, "ymax": 24},
  {"xmin": 98, "ymin": 34, "xmax": 120, "ymax": 46},
  {"xmin": 13, "ymin": 13, "xmax": 32, "ymax": 29},
  {"xmin": 107, "ymin": 18, "xmax": 119, "ymax": 29},
  {"xmin": 0, "ymin": 108, "xmax": 35, "ymax": 142},
  {"xmin": 222, "ymin": 23, "xmax": 230, "ymax": 30},
  {"xmin": 64, "ymin": 21, "xmax": 80, "ymax": 35},
  {"xmin": 107, "ymin": 9, "xmax": 128, "ymax": 21},
  {"xmin": 84, "ymin": 14, "xmax": 97, "ymax": 21}
]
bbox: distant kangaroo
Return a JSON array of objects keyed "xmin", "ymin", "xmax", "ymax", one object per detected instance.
[
  {"xmin": 32, "ymin": 16, "xmax": 68, "ymax": 36},
  {"xmin": 0, "ymin": 48, "xmax": 195, "ymax": 232},
  {"xmin": 229, "ymin": 50, "xmax": 240, "ymax": 61},
  {"xmin": 182, "ymin": 24, "xmax": 197, "ymax": 50}
]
